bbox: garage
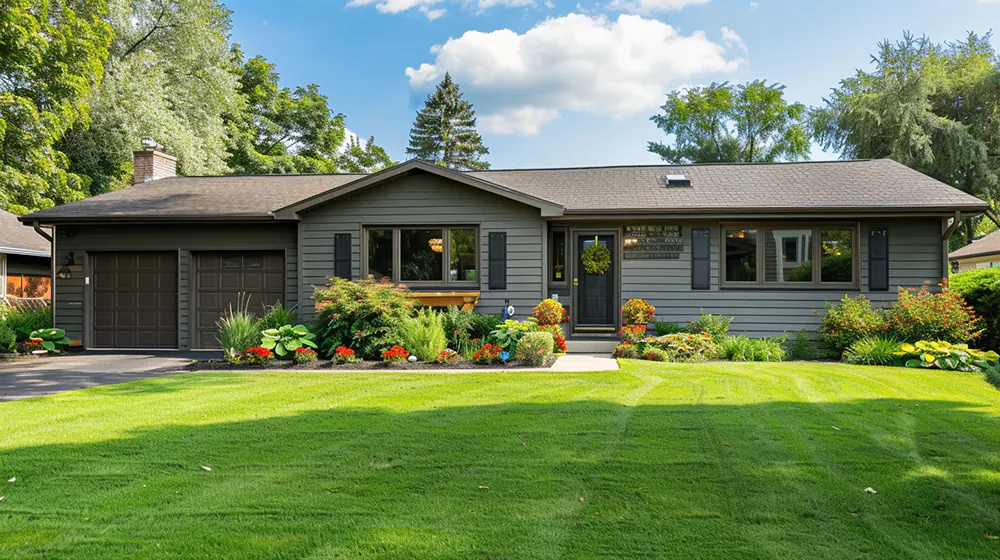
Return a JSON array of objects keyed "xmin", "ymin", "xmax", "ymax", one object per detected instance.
[
  {"xmin": 92, "ymin": 252, "xmax": 178, "ymax": 349},
  {"xmin": 194, "ymin": 251, "xmax": 285, "ymax": 349}
]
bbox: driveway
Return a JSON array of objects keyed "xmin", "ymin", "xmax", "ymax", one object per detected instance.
[{"xmin": 0, "ymin": 352, "xmax": 199, "ymax": 401}]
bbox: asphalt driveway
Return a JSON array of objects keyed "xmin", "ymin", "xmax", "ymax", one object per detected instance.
[{"xmin": 0, "ymin": 352, "xmax": 200, "ymax": 401}]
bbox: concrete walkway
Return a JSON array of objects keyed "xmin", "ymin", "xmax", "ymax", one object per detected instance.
[{"xmin": 549, "ymin": 354, "xmax": 619, "ymax": 371}]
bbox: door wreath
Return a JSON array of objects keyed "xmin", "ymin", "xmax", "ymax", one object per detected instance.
[{"xmin": 581, "ymin": 238, "xmax": 611, "ymax": 275}]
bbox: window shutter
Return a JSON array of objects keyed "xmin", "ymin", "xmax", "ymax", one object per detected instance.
[
  {"xmin": 488, "ymin": 232, "xmax": 506, "ymax": 290},
  {"xmin": 334, "ymin": 233, "xmax": 352, "ymax": 279},
  {"xmin": 691, "ymin": 228, "xmax": 710, "ymax": 290},
  {"xmin": 868, "ymin": 228, "xmax": 889, "ymax": 291}
]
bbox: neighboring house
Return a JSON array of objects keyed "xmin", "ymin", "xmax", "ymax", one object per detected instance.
[
  {"xmin": 17, "ymin": 148, "xmax": 990, "ymax": 350},
  {"xmin": 950, "ymin": 229, "xmax": 1000, "ymax": 272},
  {"xmin": 0, "ymin": 210, "xmax": 51, "ymax": 302}
]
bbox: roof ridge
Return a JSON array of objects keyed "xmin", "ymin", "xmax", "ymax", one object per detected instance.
[{"xmin": 471, "ymin": 159, "xmax": 876, "ymax": 173}]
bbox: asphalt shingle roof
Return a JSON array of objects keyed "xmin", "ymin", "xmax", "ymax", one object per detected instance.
[
  {"xmin": 19, "ymin": 159, "xmax": 989, "ymax": 222},
  {"xmin": 0, "ymin": 210, "xmax": 50, "ymax": 255},
  {"xmin": 950, "ymin": 229, "xmax": 1000, "ymax": 259}
]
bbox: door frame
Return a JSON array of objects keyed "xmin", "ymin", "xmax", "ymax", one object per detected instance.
[{"xmin": 570, "ymin": 228, "xmax": 620, "ymax": 334}]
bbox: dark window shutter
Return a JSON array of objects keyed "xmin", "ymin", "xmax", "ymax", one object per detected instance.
[
  {"xmin": 488, "ymin": 232, "xmax": 506, "ymax": 290},
  {"xmin": 869, "ymin": 228, "xmax": 889, "ymax": 291},
  {"xmin": 691, "ymin": 228, "xmax": 710, "ymax": 290},
  {"xmin": 334, "ymin": 233, "xmax": 352, "ymax": 279}
]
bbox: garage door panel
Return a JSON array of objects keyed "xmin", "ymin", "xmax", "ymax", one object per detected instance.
[
  {"xmin": 92, "ymin": 252, "xmax": 177, "ymax": 349},
  {"xmin": 194, "ymin": 251, "xmax": 284, "ymax": 349}
]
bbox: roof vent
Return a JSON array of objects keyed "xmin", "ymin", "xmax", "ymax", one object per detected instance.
[{"xmin": 664, "ymin": 174, "xmax": 691, "ymax": 187}]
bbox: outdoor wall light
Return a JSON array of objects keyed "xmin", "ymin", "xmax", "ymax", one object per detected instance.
[{"xmin": 56, "ymin": 252, "xmax": 75, "ymax": 280}]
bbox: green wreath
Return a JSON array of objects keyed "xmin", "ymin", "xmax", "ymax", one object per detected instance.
[{"xmin": 581, "ymin": 241, "xmax": 611, "ymax": 275}]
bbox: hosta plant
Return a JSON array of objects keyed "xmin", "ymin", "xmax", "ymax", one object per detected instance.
[
  {"xmin": 28, "ymin": 328, "xmax": 72, "ymax": 353},
  {"xmin": 260, "ymin": 324, "xmax": 317, "ymax": 358},
  {"xmin": 894, "ymin": 340, "xmax": 999, "ymax": 372}
]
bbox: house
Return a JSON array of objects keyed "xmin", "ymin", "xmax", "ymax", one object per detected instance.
[
  {"xmin": 18, "ymin": 148, "xmax": 990, "ymax": 350},
  {"xmin": 0, "ymin": 210, "xmax": 51, "ymax": 302},
  {"xmin": 950, "ymin": 229, "xmax": 1000, "ymax": 272}
]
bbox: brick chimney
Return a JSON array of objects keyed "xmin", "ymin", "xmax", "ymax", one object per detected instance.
[{"xmin": 132, "ymin": 139, "xmax": 177, "ymax": 184}]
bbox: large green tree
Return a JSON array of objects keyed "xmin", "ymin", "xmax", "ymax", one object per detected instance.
[
  {"xmin": 0, "ymin": 0, "xmax": 112, "ymax": 214},
  {"xmin": 58, "ymin": 0, "xmax": 240, "ymax": 195},
  {"xmin": 406, "ymin": 73, "xmax": 490, "ymax": 170},
  {"xmin": 648, "ymin": 80, "xmax": 811, "ymax": 164},
  {"xmin": 338, "ymin": 135, "xmax": 395, "ymax": 173},
  {"xmin": 812, "ymin": 32, "xmax": 1000, "ymax": 245}
]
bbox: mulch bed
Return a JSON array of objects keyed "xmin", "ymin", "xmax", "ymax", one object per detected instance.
[{"xmin": 185, "ymin": 356, "xmax": 556, "ymax": 371}]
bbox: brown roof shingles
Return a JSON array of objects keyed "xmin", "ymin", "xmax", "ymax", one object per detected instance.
[
  {"xmin": 0, "ymin": 210, "xmax": 49, "ymax": 255},
  {"xmin": 950, "ymin": 229, "xmax": 1000, "ymax": 259}
]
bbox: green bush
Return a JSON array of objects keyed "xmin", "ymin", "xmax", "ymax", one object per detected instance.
[
  {"xmin": 514, "ymin": 332, "xmax": 554, "ymax": 366},
  {"xmin": 259, "ymin": 301, "xmax": 298, "ymax": 331},
  {"xmin": 718, "ymin": 335, "xmax": 786, "ymax": 362},
  {"xmin": 0, "ymin": 325, "xmax": 15, "ymax": 352},
  {"xmin": 260, "ymin": 324, "xmax": 317, "ymax": 358},
  {"xmin": 654, "ymin": 321, "xmax": 684, "ymax": 336},
  {"xmin": 785, "ymin": 330, "xmax": 821, "ymax": 360},
  {"xmin": 612, "ymin": 342, "xmax": 640, "ymax": 359},
  {"xmin": 397, "ymin": 308, "xmax": 448, "ymax": 362},
  {"xmin": 642, "ymin": 346, "xmax": 669, "ymax": 362},
  {"xmin": 842, "ymin": 336, "xmax": 902, "ymax": 366},
  {"xmin": 441, "ymin": 306, "xmax": 476, "ymax": 356},
  {"xmin": 1, "ymin": 305, "xmax": 52, "ymax": 340},
  {"xmin": 29, "ymin": 328, "xmax": 72, "ymax": 353},
  {"xmin": 313, "ymin": 278, "xmax": 414, "ymax": 359},
  {"xmin": 986, "ymin": 363, "xmax": 1000, "ymax": 390},
  {"xmin": 885, "ymin": 284, "xmax": 982, "ymax": 344},
  {"xmin": 688, "ymin": 313, "xmax": 732, "ymax": 341},
  {"xmin": 216, "ymin": 302, "xmax": 262, "ymax": 360},
  {"xmin": 469, "ymin": 313, "xmax": 502, "ymax": 341},
  {"xmin": 950, "ymin": 269, "xmax": 1000, "ymax": 352},
  {"xmin": 645, "ymin": 333, "xmax": 717, "ymax": 362},
  {"xmin": 817, "ymin": 294, "xmax": 886, "ymax": 354}
]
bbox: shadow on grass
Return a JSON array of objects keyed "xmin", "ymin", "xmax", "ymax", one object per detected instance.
[{"xmin": 0, "ymin": 395, "xmax": 998, "ymax": 559}]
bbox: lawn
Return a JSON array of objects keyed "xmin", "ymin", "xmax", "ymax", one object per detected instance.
[{"xmin": 1, "ymin": 361, "xmax": 999, "ymax": 559}]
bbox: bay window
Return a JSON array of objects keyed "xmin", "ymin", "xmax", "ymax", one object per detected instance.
[
  {"xmin": 722, "ymin": 223, "xmax": 858, "ymax": 288},
  {"xmin": 365, "ymin": 226, "xmax": 478, "ymax": 285}
]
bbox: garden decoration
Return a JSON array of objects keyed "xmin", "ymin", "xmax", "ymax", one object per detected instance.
[{"xmin": 581, "ymin": 237, "xmax": 611, "ymax": 275}]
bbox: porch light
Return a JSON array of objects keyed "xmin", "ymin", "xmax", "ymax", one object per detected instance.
[
  {"xmin": 428, "ymin": 238, "xmax": 443, "ymax": 253},
  {"xmin": 57, "ymin": 252, "xmax": 75, "ymax": 280}
]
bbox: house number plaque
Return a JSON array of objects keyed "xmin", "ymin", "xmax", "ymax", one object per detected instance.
[{"xmin": 623, "ymin": 225, "xmax": 683, "ymax": 260}]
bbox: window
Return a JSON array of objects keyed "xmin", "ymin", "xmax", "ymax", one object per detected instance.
[
  {"xmin": 6, "ymin": 275, "xmax": 51, "ymax": 299},
  {"xmin": 722, "ymin": 224, "xmax": 857, "ymax": 288},
  {"xmin": 364, "ymin": 227, "xmax": 478, "ymax": 285},
  {"xmin": 550, "ymin": 229, "xmax": 566, "ymax": 282}
]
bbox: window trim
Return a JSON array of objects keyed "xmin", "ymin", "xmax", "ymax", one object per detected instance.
[
  {"xmin": 363, "ymin": 226, "xmax": 480, "ymax": 287},
  {"xmin": 549, "ymin": 227, "xmax": 568, "ymax": 285},
  {"xmin": 720, "ymin": 222, "xmax": 860, "ymax": 289}
]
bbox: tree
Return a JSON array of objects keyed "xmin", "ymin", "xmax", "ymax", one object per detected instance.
[
  {"xmin": 57, "ymin": 0, "xmax": 241, "ymax": 195},
  {"xmin": 0, "ymin": 0, "xmax": 112, "ymax": 214},
  {"xmin": 338, "ymin": 135, "xmax": 395, "ymax": 173},
  {"xmin": 812, "ymin": 32, "xmax": 1000, "ymax": 245},
  {"xmin": 225, "ymin": 53, "xmax": 353, "ymax": 174},
  {"xmin": 406, "ymin": 73, "xmax": 490, "ymax": 170},
  {"xmin": 648, "ymin": 80, "xmax": 811, "ymax": 164}
]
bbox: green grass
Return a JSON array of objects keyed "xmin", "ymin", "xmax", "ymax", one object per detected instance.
[{"xmin": 1, "ymin": 361, "xmax": 999, "ymax": 558}]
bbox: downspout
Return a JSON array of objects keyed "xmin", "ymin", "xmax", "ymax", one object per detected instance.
[{"xmin": 32, "ymin": 221, "xmax": 52, "ymax": 243}]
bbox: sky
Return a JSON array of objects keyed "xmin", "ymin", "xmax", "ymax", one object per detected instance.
[{"xmin": 228, "ymin": 0, "xmax": 1000, "ymax": 169}]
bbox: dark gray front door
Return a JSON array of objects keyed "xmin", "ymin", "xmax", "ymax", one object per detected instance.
[
  {"xmin": 194, "ymin": 251, "xmax": 285, "ymax": 349},
  {"xmin": 93, "ymin": 252, "xmax": 178, "ymax": 349},
  {"xmin": 577, "ymin": 234, "xmax": 615, "ymax": 327}
]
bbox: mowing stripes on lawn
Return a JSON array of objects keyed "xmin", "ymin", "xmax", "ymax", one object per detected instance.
[{"xmin": 0, "ymin": 362, "xmax": 998, "ymax": 559}]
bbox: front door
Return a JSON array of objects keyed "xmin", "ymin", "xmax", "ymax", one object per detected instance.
[{"xmin": 576, "ymin": 234, "xmax": 616, "ymax": 328}]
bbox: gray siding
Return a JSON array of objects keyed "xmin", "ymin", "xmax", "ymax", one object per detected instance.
[
  {"xmin": 298, "ymin": 172, "xmax": 545, "ymax": 320},
  {"xmin": 53, "ymin": 223, "xmax": 297, "ymax": 349}
]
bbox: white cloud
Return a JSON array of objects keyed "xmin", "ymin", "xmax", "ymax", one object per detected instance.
[
  {"xmin": 346, "ymin": 0, "xmax": 533, "ymax": 16},
  {"xmin": 720, "ymin": 26, "xmax": 746, "ymax": 52},
  {"xmin": 605, "ymin": 0, "xmax": 709, "ymax": 16},
  {"xmin": 406, "ymin": 13, "xmax": 744, "ymax": 135},
  {"xmin": 748, "ymin": 1, "xmax": 758, "ymax": 10},
  {"xmin": 421, "ymin": 6, "xmax": 447, "ymax": 19}
]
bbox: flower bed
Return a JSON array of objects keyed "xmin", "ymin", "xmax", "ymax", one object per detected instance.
[{"xmin": 184, "ymin": 356, "xmax": 554, "ymax": 371}]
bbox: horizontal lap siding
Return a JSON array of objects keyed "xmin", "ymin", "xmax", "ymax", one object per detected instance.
[
  {"xmin": 53, "ymin": 224, "xmax": 297, "ymax": 348},
  {"xmin": 619, "ymin": 218, "xmax": 942, "ymax": 338},
  {"xmin": 299, "ymin": 173, "xmax": 544, "ymax": 320}
]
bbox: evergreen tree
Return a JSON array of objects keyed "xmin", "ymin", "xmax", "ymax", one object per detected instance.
[{"xmin": 406, "ymin": 73, "xmax": 490, "ymax": 170}]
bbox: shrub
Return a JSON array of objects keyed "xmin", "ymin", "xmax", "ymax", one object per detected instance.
[
  {"xmin": 397, "ymin": 308, "xmax": 448, "ymax": 362},
  {"xmin": 435, "ymin": 349, "xmax": 460, "ymax": 364},
  {"xmin": 469, "ymin": 313, "xmax": 502, "ymax": 341},
  {"xmin": 260, "ymin": 324, "xmax": 318, "ymax": 358},
  {"xmin": 313, "ymin": 278, "xmax": 414, "ymax": 360},
  {"xmin": 532, "ymin": 299, "xmax": 566, "ymax": 326},
  {"xmin": 441, "ymin": 306, "xmax": 476, "ymax": 356},
  {"xmin": 894, "ymin": 340, "xmax": 999, "ymax": 372},
  {"xmin": 643, "ymin": 347, "xmax": 669, "ymax": 362},
  {"xmin": 489, "ymin": 319, "xmax": 534, "ymax": 355},
  {"xmin": 885, "ymin": 283, "xmax": 982, "ymax": 344},
  {"xmin": 718, "ymin": 335, "xmax": 786, "ymax": 362},
  {"xmin": 28, "ymin": 328, "xmax": 72, "ymax": 353},
  {"xmin": 536, "ymin": 324, "xmax": 567, "ymax": 353},
  {"xmin": 515, "ymin": 332, "xmax": 555, "ymax": 366},
  {"xmin": 294, "ymin": 347, "xmax": 318, "ymax": 363},
  {"xmin": 0, "ymin": 325, "xmax": 14, "ymax": 352},
  {"xmin": 473, "ymin": 343, "xmax": 504, "ymax": 364},
  {"xmin": 332, "ymin": 346, "xmax": 359, "ymax": 364},
  {"xmin": 259, "ymin": 301, "xmax": 298, "ymax": 331},
  {"xmin": 843, "ymin": 336, "xmax": 902, "ymax": 366},
  {"xmin": 613, "ymin": 342, "xmax": 640, "ymax": 359},
  {"xmin": 688, "ymin": 313, "xmax": 732, "ymax": 341},
  {"xmin": 986, "ymin": 363, "xmax": 1000, "ymax": 390},
  {"xmin": 216, "ymin": 300, "xmax": 262, "ymax": 360},
  {"xmin": 654, "ymin": 321, "xmax": 684, "ymax": 336},
  {"xmin": 951, "ymin": 268, "xmax": 1000, "ymax": 352},
  {"xmin": 1, "ymin": 305, "xmax": 52, "ymax": 340},
  {"xmin": 618, "ymin": 324, "xmax": 647, "ymax": 344},
  {"xmin": 622, "ymin": 299, "xmax": 655, "ymax": 326},
  {"xmin": 817, "ymin": 294, "xmax": 886, "ymax": 354},
  {"xmin": 785, "ymin": 330, "xmax": 821, "ymax": 360},
  {"xmin": 382, "ymin": 345, "xmax": 410, "ymax": 363},
  {"xmin": 645, "ymin": 333, "xmax": 717, "ymax": 362}
]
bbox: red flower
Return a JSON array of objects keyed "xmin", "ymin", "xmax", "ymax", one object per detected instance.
[
  {"xmin": 246, "ymin": 347, "xmax": 272, "ymax": 359},
  {"xmin": 382, "ymin": 345, "xmax": 410, "ymax": 361},
  {"xmin": 334, "ymin": 346, "xmax": 355, "ymax": 357},
  {"xmin": 296, "ymin": 347, "xmax": 318, "ymax": 355}
]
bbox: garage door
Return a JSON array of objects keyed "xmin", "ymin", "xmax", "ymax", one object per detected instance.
[
  {"xmin": 194, "ymin": 252, "xmax": 285, "ymax": 349},
  {"xmin": 93, "ymin": 252, "xmax": 178, "ymax": 349}
]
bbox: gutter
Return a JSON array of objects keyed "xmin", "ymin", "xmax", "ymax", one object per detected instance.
[{"xmin": 32, "ymin": 221, "xmax": 52, "ymax": 243}]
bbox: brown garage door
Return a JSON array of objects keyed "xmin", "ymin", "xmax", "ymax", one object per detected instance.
[
  {"xmin": 194, "ymin": 252, "xmax": 285, "ymax": 349},
  {"xmin": 93, "ymin": 252, "xmax": 178, "ymax": 349}
]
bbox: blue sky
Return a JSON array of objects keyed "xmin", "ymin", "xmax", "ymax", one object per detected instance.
[{"xmin": 228, "ymin": 0, "xmax": 1000, "ymax": 169}]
